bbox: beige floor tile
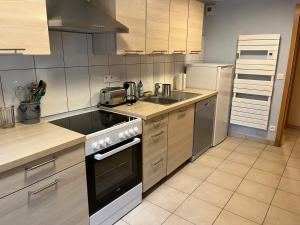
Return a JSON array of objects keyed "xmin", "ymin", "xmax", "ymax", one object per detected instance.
[
  {"xmin": 281, "ymin": 133, "xmax": 297, "ymax": 143},
  {"xmin": 246, "ymin": 168, "xmax": 281, "ymax": 188},
  {"xmin": 114, "ymin": 220, "xmax": 129, "ymax": 225},
  {"xmin": 237, "ymin": 179, "xmax": 276, "ymax": 204},
  {"xmin": 278, "ymin": 177, "xmax": 300, "ymax": 196},
  {"xmin": 123, "ymin": 201, "xmax": 170, "ymax": 225},
  {"xmin": 181, "ymin": 163, "xmax": 215, "ymax": 180},
  {"xmin": 162, "ymin": 214, "xmax": 193, "ymax": 225},
  {"xmin": 235, "ymin": 145, "xmax": 263, "ymax": 157},
  {"xmin": 227, "ymin": 152, "xmax": 257, "ymax": 166},
  {"xmin": 207, "ymin": 170, "xmax": 242, "ymax": 191},
  {"xmin": 287, "ymin": 157, "xmax": 300, "ymax": 169},
  {"xmin": 259, "ymin": 151, "xmax": 289, "ymax": 165},
  {"xmin": 195, "ymin": 154, "xmax": 224, "ymax": 168},
  {"xmin": 225, "ymin": 193, "xmax": 269, "ymax": 224},
  {"xmin": 175, "ymin": 196, "xmax": 221, "ymax": 225},
  {"xmin": 241, "ymin": 139, "xmax": 266, "ymax": 150},
  {"xmin": 283, "ymin": 167, "xmax": 300, "ymax": 180},
  {"xmin": 291, "ymin": 150, "xmax": 300, "ymax": 159},
  {"xmin": 192, "ymin": 181, "xmax": 233, "ymax": 207},
  {"xmin": 226, "ymin": 136, "xmax": 245, "ymax": 144},
  {"xmin": 217, "ymin": 138, "xmax": 241, "ymax": 151},
  {"xmin": 284, "ymin": 128, "xmax": 300, "ymax": 137},
  {"xmin": 272, "ymin": 190, "xmax": 300, "ymax": 215},
  {"xmin": 165, "ymin": 172, "xmax": 203, "ymax": 194},
  {"xmin": 214, "ymin": 210, "xmax": 259, "ymax": 225},
  {"xmin": 253, "ymin": 158, "xmax": 285, "ymax": 175},
  {"xmin": 264, "ymin": 206, "xmax": 300, "ymax": 225},
  {"xmin": 146, "ymin": 185, "xmax": 188, "ymax": 212},
  {"xmin": 265, "ymin": 145, "xmax": 292, "ymax": 156},
  {"xmin": 218, "ymin": 160, "xmax": 250, "ymax": 178},
  {"xmin": 206, "ymin": 147, "xmax": 232, "ymax": 159}
]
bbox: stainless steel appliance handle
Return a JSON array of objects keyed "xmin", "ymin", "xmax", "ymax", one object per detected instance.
[{"xmin": 94, "ymin": 138, "xmax": 141, "ymax": 161}]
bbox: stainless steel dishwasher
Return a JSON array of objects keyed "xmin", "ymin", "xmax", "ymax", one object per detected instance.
[{"xmin": 191, "ymin": 96, "xmax": 216, "ymax": 161}]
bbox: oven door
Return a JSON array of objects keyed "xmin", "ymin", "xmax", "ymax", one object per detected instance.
[{"xmin": 86, "ymin": 136, "xmax": 142, "ymax": 216}]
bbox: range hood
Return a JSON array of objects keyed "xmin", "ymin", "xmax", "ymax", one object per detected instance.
[{"xmin": 46, "ymin": 0, "xmax": 129, "ymax": 33}]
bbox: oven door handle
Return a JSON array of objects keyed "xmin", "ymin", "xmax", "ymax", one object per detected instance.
[{"xmin": 94, "ymin": 138, "xmax": 141, "ymax": 161}]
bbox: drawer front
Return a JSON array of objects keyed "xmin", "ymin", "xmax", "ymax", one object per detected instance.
[
  {"xmin": 143, "ymin": 114, "xmax": 168, "ymax": 134},
  {"xmin": 143, "ymin": 151, "xmax": 167, "ymax": 192},
  {"xmin": 167, "ymin": 105, "xmax": 195, "ymax": 174},
  {"xmin": 143, "ymin": 126, "xmax": 168, "ymax": 162},
  {"xmin": 0, "ymin": 162, "xmax": 89, "ymax": 225},
  {"xmin": 0, "ymin": 144, "xmax": 85, "ymax": 198}
]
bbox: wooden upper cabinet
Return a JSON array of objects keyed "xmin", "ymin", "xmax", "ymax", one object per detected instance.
[
  {"xmin": 0, "ymin": 0, "xmax": 50, "ymax": 55},
  {"xmin": 169, "ymin": 0, "xmax": 189, "ymax": 54},
  {"xmin": 187, "ymin": 0, "xmax": 204, "ymax": 54},
  {"xmin": 115, "ymin": 0, "xmax": 146, "ymax": 54},
  {"xmin": 146, "ymin": 0, "xmax": 170, "ymax": 54}
]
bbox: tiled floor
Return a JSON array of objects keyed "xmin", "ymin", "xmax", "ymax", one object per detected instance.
[{"xmin": 116, "ymin": 129, "xmax": 300, "ymax": 225}]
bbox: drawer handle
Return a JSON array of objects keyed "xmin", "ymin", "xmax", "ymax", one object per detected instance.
[
  {"xmin": 152, "ymin": 117, "xmax": 164, "ymax": 123},
  {"xmin": 152, "ymin": 158, "xmax": 164, "ymax": 167},
  {"xmin": 151, "ymin": 131, "xmax": 164, "ymax": 138},
  {"xmin": 28, "ymin": 179, "xmax": 59, "ymax": 201},
  {"xmin": 152, "ymin": 50, "xmax": 168, "ymax": 54},
  {"xmin": 25, "ymin": 157, "xmax": 56, "ymax": 172}
]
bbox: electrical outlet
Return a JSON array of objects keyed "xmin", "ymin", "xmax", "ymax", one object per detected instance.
[
  {"xmin": 104, "ymin": 75, "xmax": 121, "ymax": 83},
  {"xmin": 269, "ymin": 125, "xmax": 276, "ymax": 132}
]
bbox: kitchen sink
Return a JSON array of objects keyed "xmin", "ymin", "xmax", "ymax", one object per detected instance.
[{"xmin": 141, "ymin": 92, "xmax": 202, "ymax": 105}]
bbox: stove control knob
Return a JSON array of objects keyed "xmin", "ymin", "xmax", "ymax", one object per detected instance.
[
  {"xmin": 124, "ymin": 131, "xmax": 130, "ymax": 138},
  {"xmin": 133, "ymin": 127, "xmax": 139, "ymax": 134},
  {"xmin": 92, "ymin": 142, "xmax": 100, "ymax": 151},
  {"xmin": 119, "ymin": 132, "xmax": 126, "ymax": 140},
  {"xmin": 129, "ymin": 129, "xmax": 135, "ymax": 136},
  {"xmin": 105, "ymin": 137, "xmax": 112, "ymax": 146},
  {"xmin": 99, "ymin": 140, "xmax": 106, "ymax": 148}
]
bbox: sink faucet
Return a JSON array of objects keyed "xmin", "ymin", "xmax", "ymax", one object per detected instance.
[{"xmin": 154, "ymin": 83, "xmax": 161, "ymax": 96}]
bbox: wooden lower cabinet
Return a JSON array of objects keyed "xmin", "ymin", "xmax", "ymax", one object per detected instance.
[
  {"xmin": 0, "ymin": 162, "xmax": 89, "ymax": 225},
  {"xmin": 167, "ymin": 105, "xmax": 195, "ymax": 175}
]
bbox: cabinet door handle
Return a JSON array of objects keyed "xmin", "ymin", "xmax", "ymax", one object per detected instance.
[
  {"xmin": 151, "ymin": 131, "xmax": 164, "ymax": 138},
  {"xmin": 173, "ymin": 50, "xmax": 185, "ymax": 54},
  {"xmin": 152, "ymin": 50, "xmax": 168, "ymax": 54},
  {"xmin": 28, "ymin": 179, "xmax": 59, "ymax": 202},
  {"xmin": 0, "ymin": 48, "xmax": 26, "ymax": 54},
  {"xmin": 190, "ymin": 50, "xmax": 201, "ymax": 54},
  {"xmin": 25, "ymin": 157, "xmax": 56, "ymax": 172},
  {"xmin": 152, "ymin": 158, "xmax": 164, "ymax": 167},
  {"xmin": 124, "ymin": 50, "xmax": 144, "ymax": 55}
]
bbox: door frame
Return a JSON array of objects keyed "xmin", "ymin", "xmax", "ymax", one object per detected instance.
[{"xmin": 275, "ymin": 4, "xmax": 300, "ymax": 146}]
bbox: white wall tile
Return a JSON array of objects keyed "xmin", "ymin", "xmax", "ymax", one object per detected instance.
[
  {"xmin": 0, "ymin": 80, "xmax": 4, "ymax": 107},
  {"xmin": 125, "ymin": 55, "xmax": 141, "ymax": 64},
  {"xmin": 164, "ymin": 62, "xmax": 174, "ymax": 85},
  {"xmin": 0, "ymin": 56, "xmax": 34, "ymax": 70},
  {"xmin": 89, "ymin": 66, "xmax": 109, "ymax": 106},
  {"xmin": 141, "ymin": 64, "xmax": 154, "ymax": 92},
  {"xmin": 126, "ymin": 64, "xmax": 141, "ymax": 83},
  {"xmin": 165, "ymin": 55, "xmax": 174, "ymax": 63},
  {"xmin": 34, "ymin": 32, "xmax": 64, "ymax": 68},
  {"xmin": 109, "ymin": 65, "xmax": 126, "ymax": 87},
  {"xmin": 65, "ymin": 67, "xmax": 91, "ymax": 111},
  {"xmin": 109, "ymin": 55, "xmax": 125, "ymax": 65},
  {"xmin": 153, "ymin": 63, "xmax": 165, "ymax": 84},
  {"xmin": 87, "ymin": 34, "xmax": 109, "ymax": 66},
  {"xmin": 36, "ymin": 68, "xmax": 68, "ymax": 116},
  {"xmin": 0, "ymin": 69, "xmax": 36, "ymax": 119},
  {"xmin": 141, "ymin": 55, "xmax": 153, "ymax": 64},
  {"xmin": 174, "ymin": 62, "xmax": 185, "ymax": 74},
  {"xmin": 62, "ymin": 33, "xmax": 88, "ymax": 67},
  {"xmin": 153, "ymin": 55, "xmax": 165, "ymax": 63},
  {"xmin": 173, "ymin": 54, "xmax": 184, "ymax": 62}
]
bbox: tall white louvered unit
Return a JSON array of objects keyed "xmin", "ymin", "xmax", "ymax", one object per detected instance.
[{"xmin": 230, "ymin": 34, "xmax": 280, "ymax": 130}]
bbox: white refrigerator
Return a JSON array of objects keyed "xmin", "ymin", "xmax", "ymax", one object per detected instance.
[{"xmin": 186, "ymin": 63, "xmax": 234, "ymax": 146}]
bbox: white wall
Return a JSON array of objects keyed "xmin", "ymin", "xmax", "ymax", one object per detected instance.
[{"xmin": 203, "ymin": 0, "xmax": 300, "ymax": 141}]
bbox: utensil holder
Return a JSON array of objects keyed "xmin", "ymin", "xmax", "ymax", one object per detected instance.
[
  {"xmin": 18, "ymin": 102, "xmax": 41, "ymax": 124},
  {"xmin": 0, "ymin": 105, "xmax": 15, "ymax": 128}
]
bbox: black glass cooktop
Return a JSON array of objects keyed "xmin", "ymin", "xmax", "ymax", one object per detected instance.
[{"xmin": 50, "ymin": 110, "xmax": 136, "ymax": 135}]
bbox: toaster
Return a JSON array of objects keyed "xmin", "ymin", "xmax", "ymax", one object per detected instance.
[{"xmin": 99, "ymin": 87, "xmax": 126, "ymax": 107}]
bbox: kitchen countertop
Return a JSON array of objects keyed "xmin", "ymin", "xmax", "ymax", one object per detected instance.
[
  {"xmin": 0, "ymin": 122, "xmax": 85, "ymax": 173},
  {"xmin": 100, "ymin": 88, "xmax": 217, "ymax": 120}
]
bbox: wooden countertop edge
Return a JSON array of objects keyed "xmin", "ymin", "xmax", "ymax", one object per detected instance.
[
  {"xmin": 0, "ymin": 136, "xmax": 85, "ymax": 174},
  {"xmin": 102, "ymin": 91, "xmax": 217, "ymax": 120}
]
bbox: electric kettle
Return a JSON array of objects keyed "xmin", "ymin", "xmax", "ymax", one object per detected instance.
[{"xmin": 123, "ymin": 81, "xmax": 137, "ymax": 104}]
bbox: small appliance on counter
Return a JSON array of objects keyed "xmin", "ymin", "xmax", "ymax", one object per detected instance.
[
  {"xmin": 174, "ymin": 73, "xmax": 187, "ymax": 90},
  {"xmin": 99, "ymin": 87, "xmax": 126, "ymax": 107},
  {"xmin": 124, "ymin": 81, "xmax": 137, "ymax": 104},
  {"xmin": 154, "ymin": 83, "xmax": 172, "ymax": 96}
]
